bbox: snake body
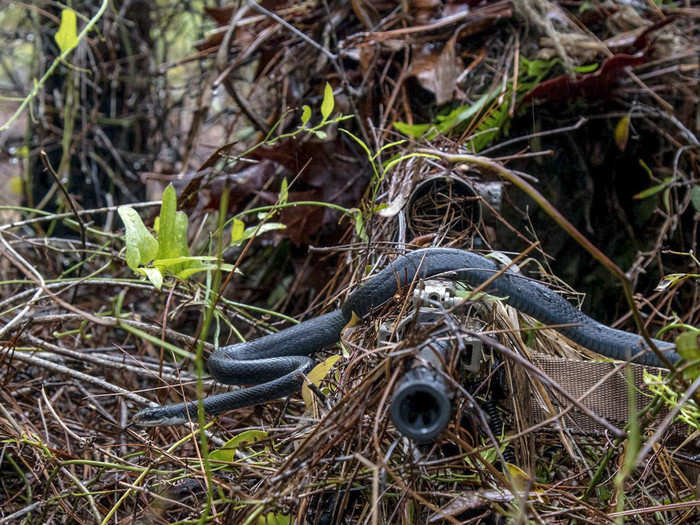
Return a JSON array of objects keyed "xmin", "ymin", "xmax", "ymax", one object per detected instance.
[{"xmin": 132, "ymin": 248, "xmax": 679, "ymax": 426}]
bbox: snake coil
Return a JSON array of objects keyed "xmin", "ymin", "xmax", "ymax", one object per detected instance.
[{"xmin": 132, "ymin": 248, "xmax": 678, "ymax": 426}]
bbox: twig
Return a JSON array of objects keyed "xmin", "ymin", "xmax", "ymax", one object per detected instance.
[
  {"xmin": 480, "ymin": 117, "xmax": 587, "ymax": 154},
  {"xmin": 245, "ymin": 0, "xmax": 337, "ymax": 60},
  {"xmin": 0, "ymin": 201, "xmax": 161, "ymax": 233},
  {"xmin": 1, "ymin": 347, "xmax": 152, "ymax": 407}
]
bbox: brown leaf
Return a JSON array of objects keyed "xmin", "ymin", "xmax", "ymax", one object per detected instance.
[
  {"xmin": 410, "ymin": 36, "xmax": 458, "ymax": 104},
  {"xmin": 203, "ymin": 6, "xmax": 235, "ymax": 27}
]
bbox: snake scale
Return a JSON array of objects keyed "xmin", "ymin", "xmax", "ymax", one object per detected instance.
[{"xmin": 132, "ymin": 248, "xmax": 679, "ymax": 426}]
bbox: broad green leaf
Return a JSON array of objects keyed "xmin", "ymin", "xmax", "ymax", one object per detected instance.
[
  {"xmin": 691, "ymin": 185, "xmax": 700, "ymax": 212},
  {"xmin": 118, "ymin": 206, "xmax": 158, "ymax": 270},
  {"xmin": 257, "ymin": 513, "xmax": 291, "ymax": 525},
  {"xmin": 321, "ymin": 82, "xmax": 334, "ymax": 121},
  {"xmin": 302, "ymin": 355, "xmax": 341, "ymax": 409},
  {"xmin": 54, "ymin": 9, "xmax": 78, "ymax": 54},
  {"xmin": 301, "ymin": 105, "xmax": 311, "ymax": 126},
  {"xmin": 231, "ymin": 218, "xmax": 245, "ymax": 244},
  {"xmin": 209, "ymin": 430, "xmax": 268, "ymax": 464},
  {"xmin": 279, "ymin": 178, "xmax": 288, "ymax": 205},
  {"xmin": 140, "ymin": 267, "xmax": 163, "ymax": 290},
  {"xmin": 614, "ymin": 114, "xmax": 630, "ymax": 151}
]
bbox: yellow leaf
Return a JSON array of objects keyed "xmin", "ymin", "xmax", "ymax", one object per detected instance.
[
  {"xmin": 301, "ymin": 355, "xmax": 341, "ymax": 408},
  {"xmin": 209, "ymin": 429, "xmax": 268, "ymax": 465},
  {"xmin": 506, "ymin": 462, "xmax": 530, "ymax": 490},
  {"xmin": 9, "ymin": 176, "xmax": 23, "ymax": 196},
  {"xmin": 55, "ymin": 9, "xmax": 79, "ymax": 54},
  {"xmin": 614, "ymin": 114, "xmax": 630, "ymax": 151},
  {"xmin": 345, "ymin": 311, "xmax": 362, "ymax": 328},
  {"xmin": 231, "ymin": 218, "xmax": 245, "ymax": 244}
]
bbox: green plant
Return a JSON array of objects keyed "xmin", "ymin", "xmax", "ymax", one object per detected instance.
[
  {"xmin": 118, "ymin": 184, "xmax": 236, "ymax": 289},
  {"xmin": 392, "ymin": 56, "xmax": 559, "ymax": 151},
  {"xmin": 644, "ymin": 370, "xmax": 700, "ymax": 430}
]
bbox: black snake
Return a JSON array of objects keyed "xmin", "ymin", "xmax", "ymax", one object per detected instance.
[{"xmin": 132, "ymin": 248, "xmax": 678, "ymax": 426}]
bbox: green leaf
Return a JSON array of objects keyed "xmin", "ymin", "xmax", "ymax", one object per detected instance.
[
  {"xmin": 117, "ymin": 206, "xmax": 158, "ymax": 270},
  {"xmin": 351, "ymin": 209, "xmax": 367, "ymax": 242},
  {"xmin": 173, "ymin": 211, "xmax": 190, "ymax": 256},
  {"xmin": 9, "ymin": 176, "xmax": 23, "ymax": 195},
  {"xmin": 676, "ymin": 329, "xmax": 700, "ymax": 380},
  {"xmin": 691, "ymin": 185, "xmax": 700, "ymax": 212},
  {"xmin": 54, "ymin": 9, "xmax": 78, "ymax": 54},
  {"xmin": 321, "ymin": 82, "xmax": 334, "ymax": 121},
  {"xmin": 231, "ymin": 218, "xmax": 245, "ymax": 244},
  {"xmin": 140, "ymin": 267, "xmax": 163, "ymax": 290},
  {"xmin": 209, "ymin": 430, "xmax": 268, "ymax": 464},
  {"xmin": 436, "ymin": 91, "xmax": 492, "ymax": 134},
  {"xmin": 153, "ymin": 255, "xmax": 219, "ymax": 267},
  {"xmin": 176, "ymin": 263, "xmax": 239, "ymax": 280},
  {"xmin": 574, "ymin": 62, "xmax": 599, "ymax": 74},
  {"xmin": 663, "ymin": 187, "xmax": 671, "ymax": 213},
  {"xmin": 257, "ymin": 513, "xmax": 291, "ymax": 525},
  {"xmin": 468, "ymin": 96, "xmax": 510, "ymax": 152},
  {"xmin": 301, "ymin": 105, "xmax": 311, "ymax": 126},
  {"xmin": 156, "ymin": 184, "xmax": 178, "ymax": 260},
  {"xmin": 676, "ymin": 329, "xmax": 700, "ymax": 361},
  {"xmin": 314, "ymin": 130, "xmax": 327, "ymax": 140},
  {"xmin": 230, "ymin": 222, "xmax": 287, "ymax": 247},
  {"xmin": 279, "ymin": 178, "xmax": 288, "ymax": 205},
  {"xmin": 393, "ymin": 121, "xmax": 431, "ymax": 138},
  {"xmin": 519, "ymin": 55, "xmax": 558, "ymax": 81},
  {"xmin": 633, "ymin": 177, "xmax": 672, "ymax": 200},
  {"xmin": 614, "ymin": 114, "xmax": 631, "ymax": 151}
]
